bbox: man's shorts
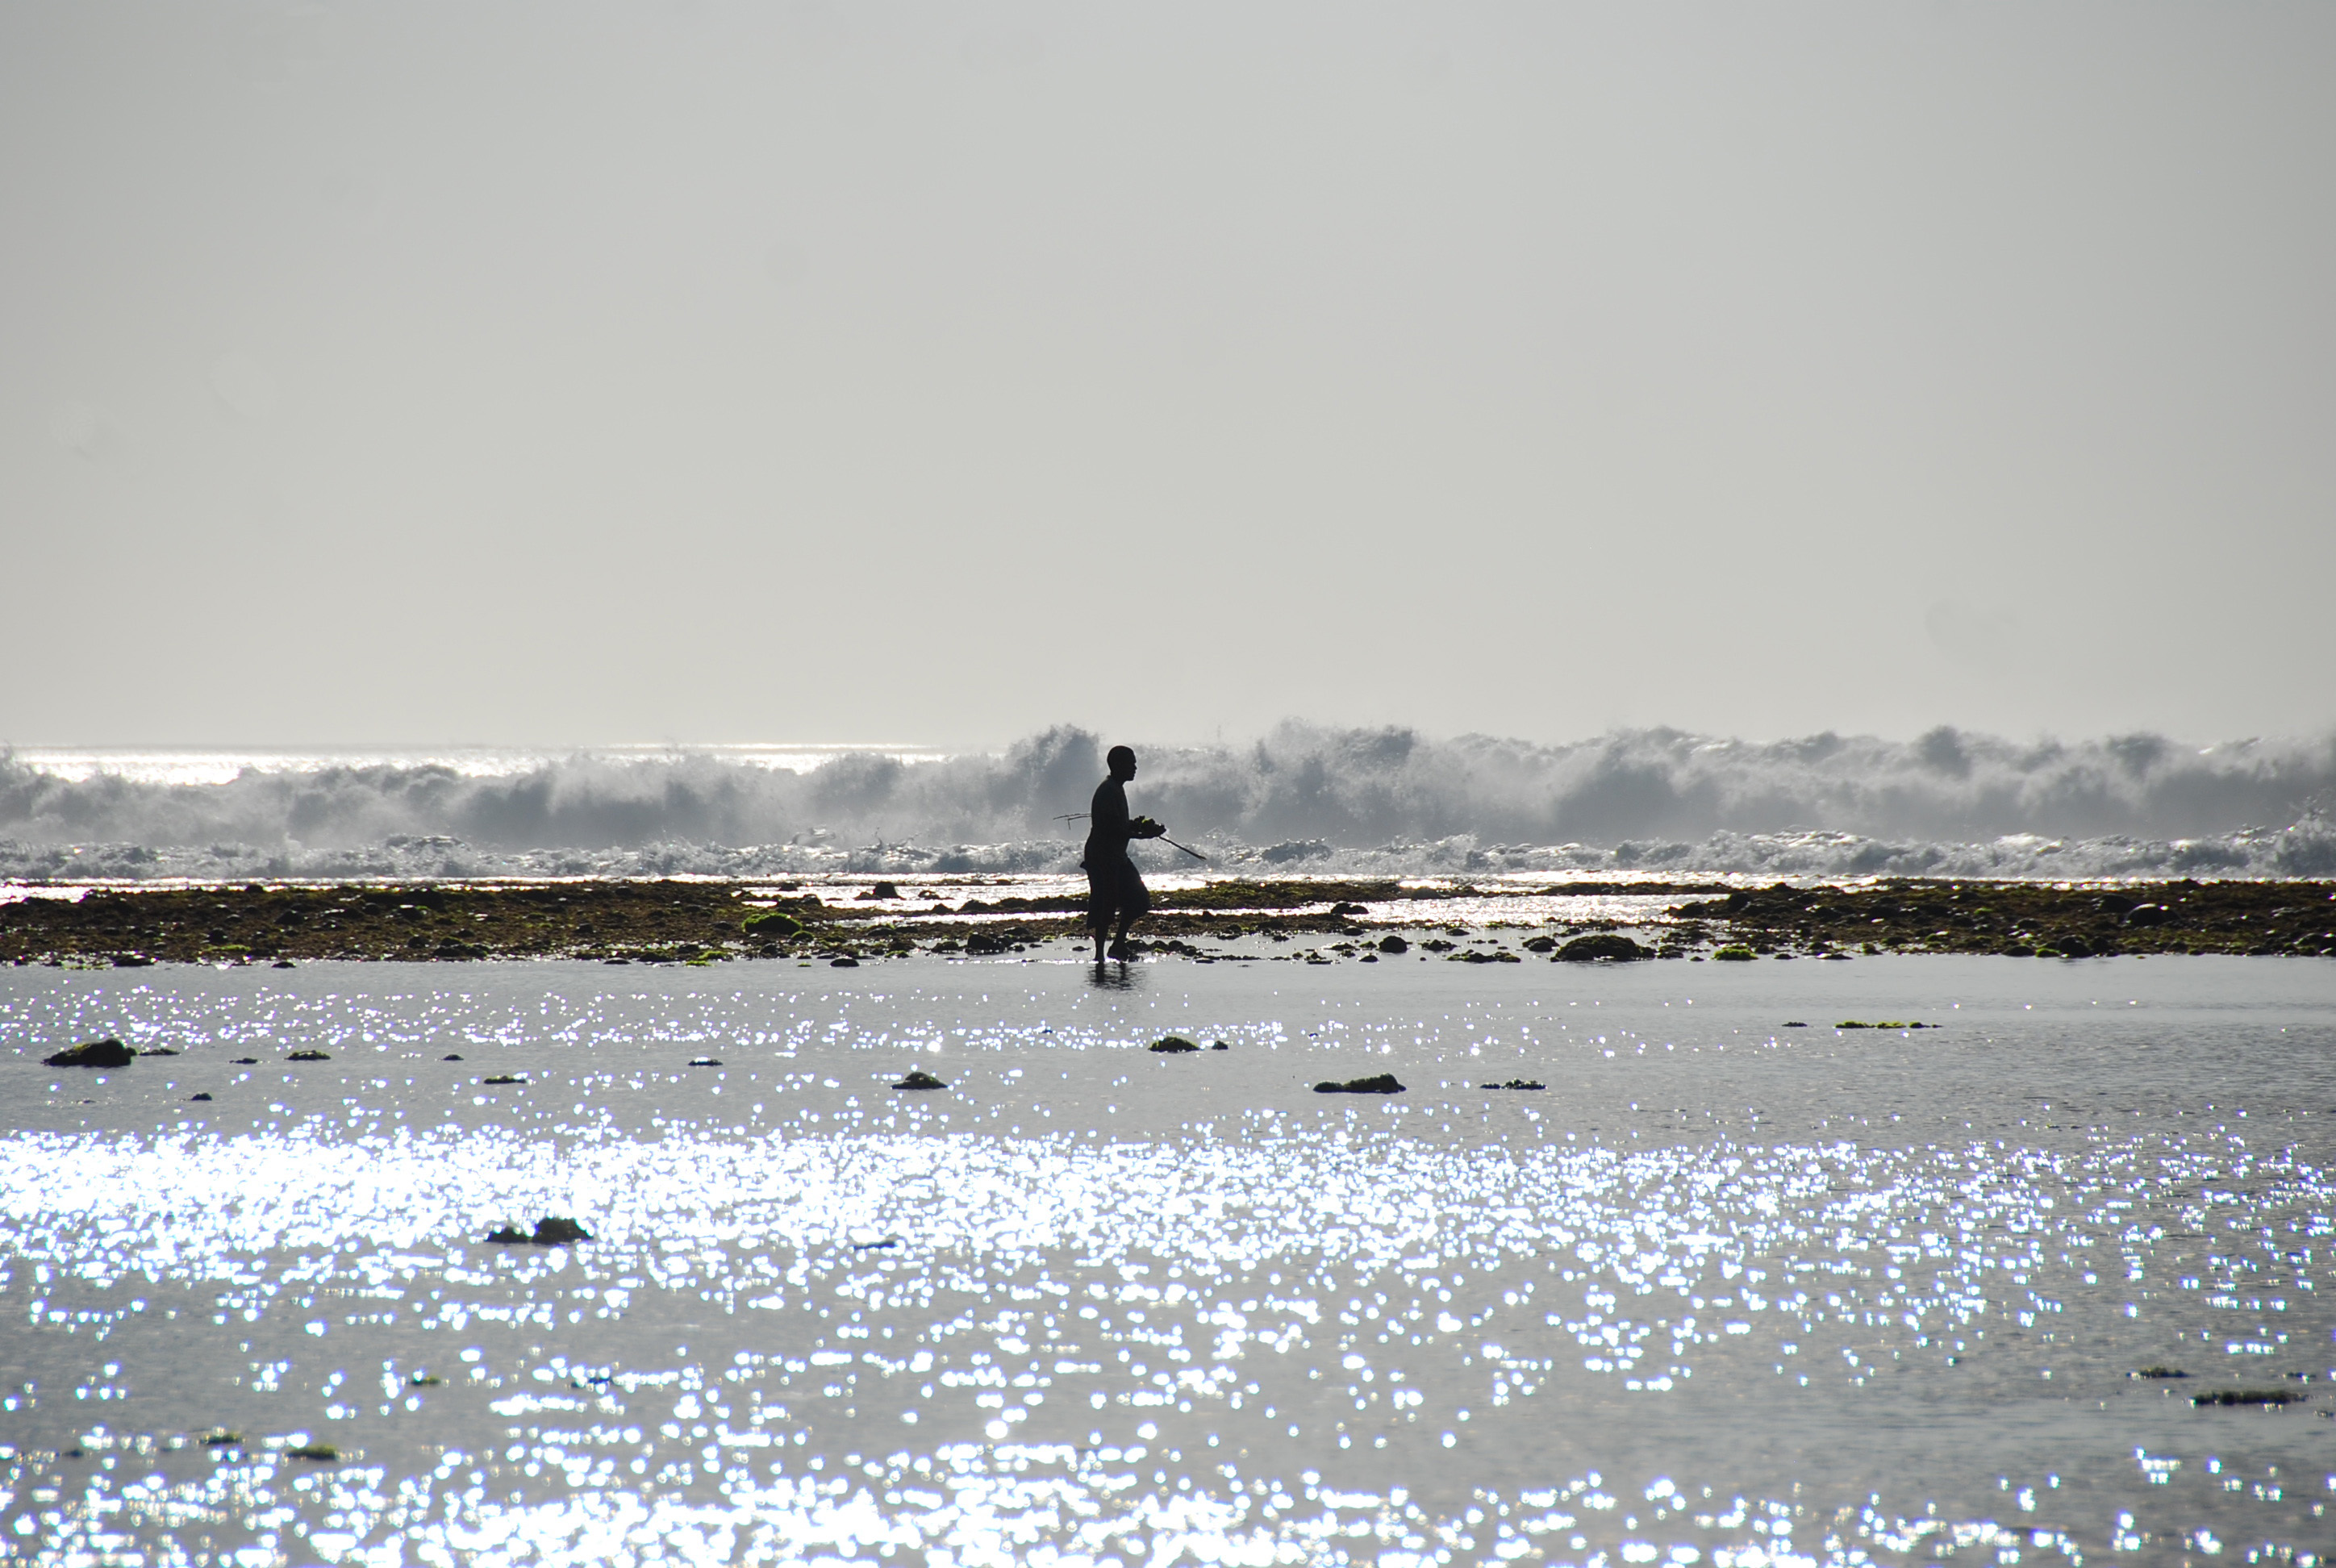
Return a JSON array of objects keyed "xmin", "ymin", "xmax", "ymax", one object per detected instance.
[{"xmin": 1083, "ymin": 856, "xmax": 1150, "ymax": 927}]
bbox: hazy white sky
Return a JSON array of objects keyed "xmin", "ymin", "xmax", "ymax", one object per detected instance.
[{"xmin": 5, "ymin": 1, "xmax": 2331, "ymax": 750}]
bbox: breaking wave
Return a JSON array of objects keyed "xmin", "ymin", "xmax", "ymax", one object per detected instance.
[{"xmin": 5, "ymin": 723, "xmax": 2334, "ymax": 882}]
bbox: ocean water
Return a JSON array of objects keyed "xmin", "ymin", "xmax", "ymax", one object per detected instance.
[
  {"xmin": 6, "ymin": 727, "xmax": 2334, "ymax": 882},
  {"xmin": 5, "ymin": 951, "xmax": 2333, "ymax": 1566}
]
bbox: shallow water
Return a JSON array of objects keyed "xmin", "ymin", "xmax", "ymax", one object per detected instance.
[{"xmin": 4, "ymin": 953, "xmax": 2333, "ymax": 1566}]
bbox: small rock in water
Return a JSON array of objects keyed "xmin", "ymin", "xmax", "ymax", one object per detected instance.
[
  {"xmin": 1211, "ymin": 1040, "xmax": 1230, "ymax": 1051},
  {"xmin": 442, "ymin": 1053, "xmax": 463, "ymax": 1061},
  {"xmin": 287, "ymin": 1049, "xmax": 331, "ymax": 1061},
  {"xmin": 272, "ymin": 960, "xmax": 295, "ymax": 969},
  {"xmin": 410, "ymin": 1373, "xmax": 444, "ymax": 1387},
  {"xmin": 893, "ymin": 1070, "xmax": 948, "ymax": 1091},
  {"xmin": 2132, "ymin": 1366, "xmax": 2188, "ymax": 1379},
  {"xmin": 230, "ymin": 1057, "xmax": 258, "ymax": 1065},
  {"xmin": 1554, "ymin": 933, "xmax": 1653, "ymax": 962},
  {"xmin": 190, "ymin": 1092, "xmax": 213, "ymax": 1102},
  {"xmin": 1149, "ymin": 1036, "xmax": 1201, "ymax": 1053},
  {"xmin": 1520, "ymin": 935, "xmax": 1558, "ymax": 953},
  {"xmin": 1487, "ymin": 1078, "xmax": 1546, "ymax": 1091},
  {"xmin": 140, "ymin": 1047, "xmax": 181, "ymax": 1057},
  {"xmin": 2191, "ymin": 1389, "xmax": 2301, "ymax": 1407},
  {"xmin": 1376, "ymin": 935, "xmax": 1409, "ymax": 954},
  {"xmin": 857, "ymin": 882, "xmax": 902, "ymax": 901},
  {"xmin": 1314, "ymin": 1074, "xmax": 1406, "ymax": 1095},
  {"xmin": 201, "ymin": 1432, "xmax": 242, "ymax": 1448},
  {"xmin": 286, "ymin": 1444, "xmax": 341, "ymax": 1461},
  {"xmin": 829, "ymin": 956, "xmax": 861, "ymax": 968},
  {"xmin": 486, "ymin": 1216, "xmax": 592, "ymax": 1246},
  {"xmin": 482, "ymin": 1074, "xmax": 526, "ymax": 1085},
  {"xmin": 1712, "ymin": 946, "xmax": 1756, "ymax": 961},
  {"xmin": 44, "ymin": 1039, "xmax": 136, "ymax": 1069},
  {"xmin": 687, "ymin": 1057, "xmax": 723, "ymax": 1067}
]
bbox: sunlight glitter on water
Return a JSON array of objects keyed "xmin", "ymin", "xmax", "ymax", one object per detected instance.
[{"xmin": 5, "ymin": 957, "xmax": 2334, "ymax": 1565}]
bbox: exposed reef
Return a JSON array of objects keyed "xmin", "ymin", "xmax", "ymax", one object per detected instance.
[{"xmin": 0, "ymin": 874, "xmax": 2328, "ymax": 967}]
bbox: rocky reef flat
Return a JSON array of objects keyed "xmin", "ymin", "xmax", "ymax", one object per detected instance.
[{"xmin": 2, "ymin": 874, "xmax": 2330, "ymax": 968}]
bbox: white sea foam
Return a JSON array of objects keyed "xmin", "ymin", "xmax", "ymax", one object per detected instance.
[{"xmin": 5, "ymin": 724, "xmax": 2332, "ymax": 880}]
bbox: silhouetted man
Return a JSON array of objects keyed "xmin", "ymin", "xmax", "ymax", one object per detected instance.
[{"xmin": 1084, "ymin": 744, "xmax": 1166, "ymax": 962}]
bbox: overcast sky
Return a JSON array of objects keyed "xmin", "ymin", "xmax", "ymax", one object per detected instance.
[{"xmin": 5, "ymin": 1, "xmax": 2331, "ymax": 751}]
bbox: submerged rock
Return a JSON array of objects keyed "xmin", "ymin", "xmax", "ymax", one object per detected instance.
[
  {"xmin": 1314, "ymin": 1074, "xmax": 1406, "ymax": 1094},
  {"xmin": 1554, "ymin": 933, "xmax": 1653, "ymax": 962},
  {"xmin": 190, "ymin": 1092, "xmax": 213, "ymax": 1102},
  {"xmin": 2191, "ymin": 1389, "xmax": 2301, "ymax": 1407},
  {"xmin": 687, "ymin": 1057, "xmax": 723, "ymax": 1067},
  {"xmin": 1149, "ymin": 1036, "xmax": 1201, "ymax": 1053},
  {"xmin": 139, "ymin": 1047, "xmax": 180, "ymax": 1057},
  {"xmin": 894, "ymin": 1070, "xmax": 948, "ymax": 1091},
  {"xmin": 1486, "ymin": 1078, "xmax": 1546, "ymax": 1090},
  {"xmin": 482, "ymin": 1074, "xmax": 527, "ymax": 1085},
  {"xmin": 486, "ymin": 1216, "xmax": 592, "ymax": 1245},
  {"xmin": 286, "ymin": 1443, "xmax": 341, "ymax": 1462},
  {"xmin": 286, "ymin": 1049, "xmax": 331, "ymax": 1061},
  {"xmin": 44, "ymin": 1038, "xmax": 135, "ymax": 1069}
]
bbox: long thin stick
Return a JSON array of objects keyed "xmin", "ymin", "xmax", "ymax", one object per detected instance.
[{"xmin": 1053, "ymin": 811, "xmax": 1206, "ymax": 861}]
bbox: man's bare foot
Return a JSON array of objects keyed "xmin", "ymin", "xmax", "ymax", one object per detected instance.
[{"xmin": 1107, "ymin": 938, "xmax": 1134, "ymax": 961}]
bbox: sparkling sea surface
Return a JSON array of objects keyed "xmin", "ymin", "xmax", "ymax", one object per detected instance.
[{"xmin": 4, "ymin": 950, "xmax": 2333, "ymax": 1566}]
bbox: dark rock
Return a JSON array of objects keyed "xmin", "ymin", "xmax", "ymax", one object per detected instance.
[
  {"xmin": 687, "ymin": 1057, "xmax": 723, "ymax": 1067},
  {"xmin": 1376, "ymin": 935, "xmax": 1409, "ymax": 954},
  {"xmin": 271, "ymin": 960, "xmax": 295, "ymax": 969},
  {"xmin": 190, "ymin": 1092, "xmax": 213, "ymax": 1102},
  {"xmin": 1554, "ymin": 933, "xmax": 1653, "ymax": 962},
  {"xmin": 111, "ymin": 953, "xmax": 153, "ymax": 967},
  {"xmin": 1315, "ymin": 1074, "xmax": 1406, "ymax": 1094},
  {"xmin": 1782, "ymin": 1021, "xmax": 1808, "ymax": 1028},
  {"xmin": 743, "ymin": 910, "xmax": 803, "ymax": 938},
  {"xmin": 1520, "ymin": 935, "xmax": 1558, "ymax": 953},
  {"xmin": 1211, "ymin": 1040, "xmax": 1229, "ymax": 1050},
  {"xmin": 442, "ymin": 1053, "xmax": 463, "ymax": 1061},
  {"xmin": 482, "ymin": 1074, "xmax": 526, "ymax": 1085},
  {"xmin": 829, "ymin": 956, "xmax": 861, "ymax": 968},
  {"xmin": 894, "ymin": 1069, "xmax": 948, "ymax": 1091},
  {"xmin": 2132, "ymin": 1366, "xmax": 2188, "ymax": 1379},
  {"xmin": 2191, "ymin": 1389, "xmax": 2301, "ymax": 1407},
  {"xmin": 857, "ymin": 882, "xmax": 902, "ymax": 901},
  {"xmin": 1329, "ymin": 902, "xmax": 1369, "ymax": 916},
  {"xmin": 2125, "ymin": 904, "xmax": 2168, "ymax": 927},
  {"xmin": 44, "ymin": 1039, "xmax": 135, "ymax": 1069},
  {"xmin": 964, "ymin": 931, "xmax": 1014, "ymax": 956},
  {"xmin": 1712, "ymin": 946, "xmax": 1756, "ymax": 961},
  {"xmin": 286, "ymin": 1444, "xmax": 341, "ymax": 1462},
  {"xmin": 2056, "ymin": 935, "xmax": 2093, "ymax": 957},
  {"xmin": 231, "ymin": 1057, "xmax": 258, "ymax": 1065},
  {"xmin": 140, "ymin": 1047, "xmax": 180, "ymax": 1057},
  {"xmin": 1487, "ymin": 1078, "xmax": 1546, "ymax": 1090},
  {"xmin": 287, "ymin": 1050, "xmax": 331, "ymax": 1061},
  {"xmin": 201, "ymin": 1432, "xmax": 242, "ymax": 1447},
  {"xmin": 1149, "ymin": 1036, "xmax": 1201, "ymax": 1053},
  {"xmin": 486, "ymin": 1216, "xmax": 591, "ymax": 1245}
]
